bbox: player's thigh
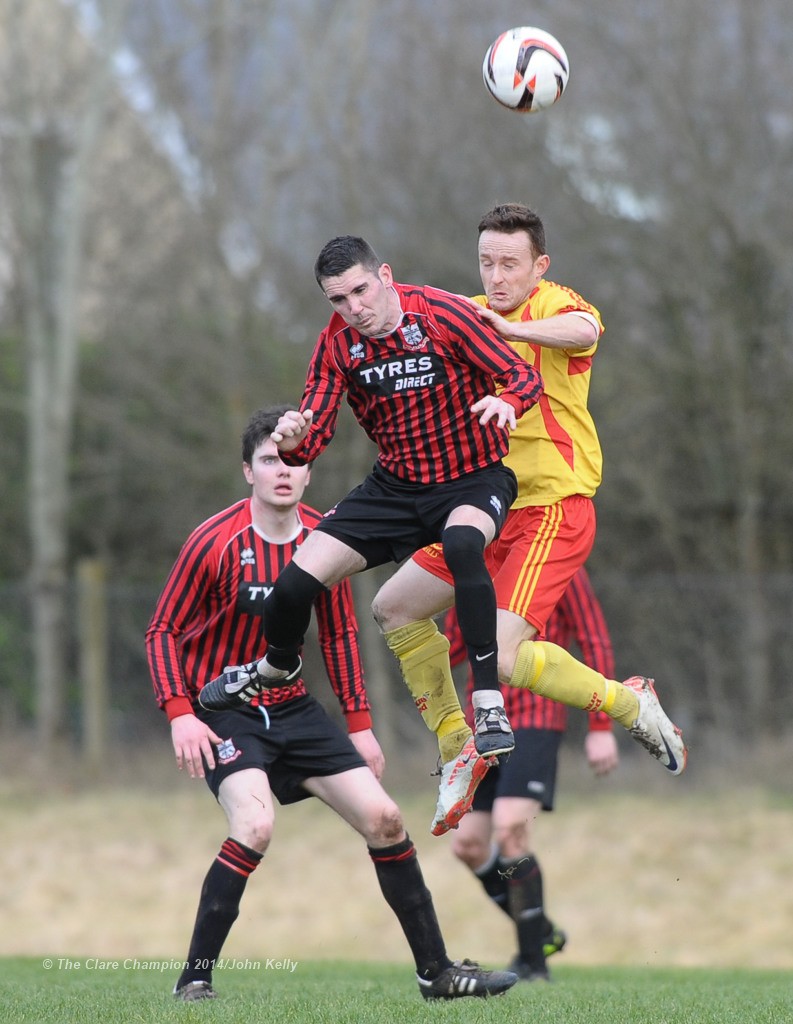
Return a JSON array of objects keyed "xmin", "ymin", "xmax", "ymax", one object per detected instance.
[
  {"xmin": 372, "ymin": 555, "xmax": 455, "ymax": 629},
  {"xmin": 490, "ymin": 796, "xmax": 543, "ymax": 855},
  {"xmin": 290, "ymin": 529, "xmax": 367, "ymax": 587},
  {"xmin": 304, "ymin": 766, "xmax": 404, "ymax": 845},
  {"xmin": 491, "ymin": 499, "xmax": 595, "ymax": 632},
  {"xmin": 217, "ymin": 767, "xmax": 276, "ymax": 848}
]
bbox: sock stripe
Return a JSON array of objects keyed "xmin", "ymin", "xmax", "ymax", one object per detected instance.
[
  {"xmin": 368, "ymin": 838, "xmax": 415, "ymax": 864},
  {"xmin": 217, "ymin": 838, "xmax": 262, "ymax": 877}
]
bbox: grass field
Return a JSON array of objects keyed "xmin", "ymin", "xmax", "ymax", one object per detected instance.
[
  {"xmin": 2, "ymin": 736, "xmax": 792, "ymax": 1022},
  {"xmin": 3, "ymin": 958, "xmax": 791, "ymax": 1024}
]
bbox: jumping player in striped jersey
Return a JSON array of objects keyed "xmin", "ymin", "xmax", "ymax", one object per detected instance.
[
  {"xmin": 199, "ymin": 235, "xmax": 545, "ymax": 832},
  {"xmin": 372, "ymin": 203, "xmax": 687, "ymax": 838},
  {"xmin": 146, "ymin": 405, "xmax": 517, "ymax": 1002},
  {"xmin": 443, "ymin": 566, "xmax": 618, "ymax": 981}
]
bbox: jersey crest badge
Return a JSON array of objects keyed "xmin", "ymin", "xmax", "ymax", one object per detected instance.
[
  {"xmin": 350, "ymin": 341, "xmax": 366, "ymax": 360},
  {"xmin": 400, "ymin": 320, "xmax": 427, "ymax": 351},
  {"xmin": 240, "ymin": 546, "xmax": 255, "ymax": 567},
  {"xmin": 217, "ymin": 738, "xmax": 243, "ymax": 764}
]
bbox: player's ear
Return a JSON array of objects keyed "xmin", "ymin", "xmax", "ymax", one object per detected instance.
[
  {"xmin": 242, "ymin": 462, "xmax": 254, "ymax": 485},
  {"xmin": 378, "ymin": 263, "xmax": 394, "ymax": 287},
  {"xmin": 536, "ymin": 253, "xmax": 551, "ymax": 277}
]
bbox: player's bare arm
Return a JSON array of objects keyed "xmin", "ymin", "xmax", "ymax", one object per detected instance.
[
  {"xmin": 170, "ymin": 713, "xmax": 224, "ymax": 778},
  {"xmin": 270, "ymin": 408, "xmax": 314, "ymax": 450},
  {"xmin": 471, "ymin": 394, "xmax": 518, "ymax": 431},
  {"xmin": 474, "ymin": 304, "xmax": 599, "ymax": 351}
]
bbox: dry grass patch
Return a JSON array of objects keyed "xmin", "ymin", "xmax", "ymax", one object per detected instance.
[{"xmin": 2, "ymin": 737, "xmax": 791, "ymax": 969}]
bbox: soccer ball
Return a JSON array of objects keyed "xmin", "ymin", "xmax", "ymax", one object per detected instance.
[{"xmin": 482, "ymin": 26, "xmax": 570, "ymax": 113}]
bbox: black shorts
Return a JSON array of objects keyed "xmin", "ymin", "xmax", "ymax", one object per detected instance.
[
  {"xmin": 472, "ymin": 728, "xmax": 563, "ymax": 813},
  {"xmin": 315, "ymin": 460, "xmax": 518, "ymax": 566},
  {"xmin": 197, "ymin": 695, "xmax": 366, "ymax": 805}
]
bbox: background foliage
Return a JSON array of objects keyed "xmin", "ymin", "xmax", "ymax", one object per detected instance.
[{"xmin": 1, "ymin": 0, "xmax": 791, "ymax": 756}]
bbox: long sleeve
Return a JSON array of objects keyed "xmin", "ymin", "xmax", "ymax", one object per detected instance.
[{"xmin": 314, "ymin": 578, "xmax": 372, "ymax": 732}]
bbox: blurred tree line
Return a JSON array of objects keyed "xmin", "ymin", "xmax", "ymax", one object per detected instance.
[{"xmin": 0, "ymin": 0, "xmax": 791, "ymax": 759}]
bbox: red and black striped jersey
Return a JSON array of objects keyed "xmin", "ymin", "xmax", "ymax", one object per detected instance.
[
  {"xmin": 280, "ymin": 282, "xmax": 544, "ymax": 484},
  {"xmin": 446, "ymin": 566, "xmax": 614, "ymax": 732},
  {"xmin": 146, "ymin": 498, "xmax": 371, "ymax": 730}
]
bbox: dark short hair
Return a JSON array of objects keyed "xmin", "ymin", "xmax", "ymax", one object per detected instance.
[
  {"xmin": 241, "ymin": 404, "xmax": 297, "ymax": 465},
  {"xmin": 314, "ymin": 235, "xmax": 382, "ymax": 287},
  {"xmin": 477, "ymin": 203, "xmax": 546, "ymax": 257}
]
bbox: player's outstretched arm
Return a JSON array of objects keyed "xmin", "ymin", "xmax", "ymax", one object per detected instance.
[
  {"xmin": 271, "ymin": 408, "xmax": 314, "ymax": 451},
  {"xmin": 476, "ymin": 302, "xmax": 599, "ymax": 350}
]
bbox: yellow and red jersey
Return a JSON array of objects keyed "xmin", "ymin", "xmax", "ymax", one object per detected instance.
[{"xmin": 472, "ymin": 280, "xmax": 603, "ymax": 505}]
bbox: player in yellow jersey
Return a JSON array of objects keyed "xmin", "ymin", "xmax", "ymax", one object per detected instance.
[{"xmin": 372, "ymin": 204, "xmax": 687, "ymax": 837}]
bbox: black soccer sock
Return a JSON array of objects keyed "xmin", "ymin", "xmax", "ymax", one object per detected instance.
[
  {"xmin": 176, "ymin": 838, "xmax": 263, "ymax": 989},
  {"xmin": 441, "ymin": 525, "xmax": 498, "ymax": 691},
  {"xmin": 368, "ymin": 836, "xmax": 451, "ymax": 980},
  {"xmin": 262, "ymin": 562, "xmax": 325, "ymax": 669},
  {"xmin": 474, "ymin": 845, "xmax": 510, "ymax": 916},
  {"xmin": 500, "ymin": 853, "xmax": 547, "ymax": 971}
]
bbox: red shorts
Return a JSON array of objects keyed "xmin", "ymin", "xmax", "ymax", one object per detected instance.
[{"xmin": 412, "ymin": 494, "xmax": 596, "ymax": 634}]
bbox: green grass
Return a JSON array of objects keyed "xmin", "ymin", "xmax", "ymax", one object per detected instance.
[{"xmin": 1, "ymin": 958, "xmax": 791, "ymax": 1024}]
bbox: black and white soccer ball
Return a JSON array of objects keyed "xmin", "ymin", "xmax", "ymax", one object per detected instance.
[{"xmin": 482, "ymin": 26, "xmax": 570, "ymax": 114}]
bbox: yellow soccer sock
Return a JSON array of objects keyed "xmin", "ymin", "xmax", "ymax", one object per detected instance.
[
  {"xmin": 511, "ymin": 640, "xmax": 639, "ymax": 727},
  {"xmin": 383, "ymin": 619, "xmax": 471, "ymax": 762}
]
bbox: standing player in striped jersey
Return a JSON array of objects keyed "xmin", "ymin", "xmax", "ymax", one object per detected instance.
[
  {"xmin": 146, "ymin": 405, "xmax": 518, "ymax": 1002},
  {"xmin": 442, "ymin": 566, "xmax": 618, "ymax": 981},
  {"xmin": 372, "ymin": 203, "xmax": 686, "ymax": 835},
  {"xmin": 199, "ymin": 235, "xmax": 545, "ymax": 833}
]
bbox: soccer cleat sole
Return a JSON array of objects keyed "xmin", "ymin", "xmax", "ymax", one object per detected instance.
[
  {"xmin": 430, "ymin": 747, "xmax": 496, "ymax": 837},
  {"xmin": 625, "ymin": 676, "xmax": 688, "ymax": 775},
  {"xmin": 473, "ymin": 735, "xmax": 515, "ymax": 758}
]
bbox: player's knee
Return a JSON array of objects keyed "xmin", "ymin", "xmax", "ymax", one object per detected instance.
[
  {"xmin": 451, "ymin": 830, "xmax": 489, "ymax": 869},
  {"xmin": 441, "ymin": 525, "xmax": 486, "ymax": 578},
  {"xmin": 491, "ymin": 819, "xmax": 531, "ymax": 859},
  {"xmin": 364, "ymin": 799, "xmax": 405, "ymax": 847},
  {"xmin": 371, "ymin": 584, "xmax": 401, "ymax": 631},
  {"xmin": 276, "ymin": 557, "xmax": 323, "ymax": 596},
  {"xmin": 236, "ymin": 821, "xmax": 273, "ymax": 855},
  {"xmin": 226, "ymin": 808, "xmax": 274, "ymax": 854}
]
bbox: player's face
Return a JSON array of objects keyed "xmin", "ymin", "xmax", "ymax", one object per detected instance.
[
  {"xmin": 320, "ymin": 262, "xmax": 402, "ymax": 336},
  {"xmin": 243, "ymin": 437, "xmax": 310, "ymax": 509},
  {"xmin": 478, "ymin": 230, "xmax": 550, "ymax": 314}
]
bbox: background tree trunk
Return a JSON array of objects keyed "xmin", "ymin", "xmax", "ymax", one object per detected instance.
[{"xmin": 6, "ymin": 0, "xmax": 126, "ymax": 746}]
